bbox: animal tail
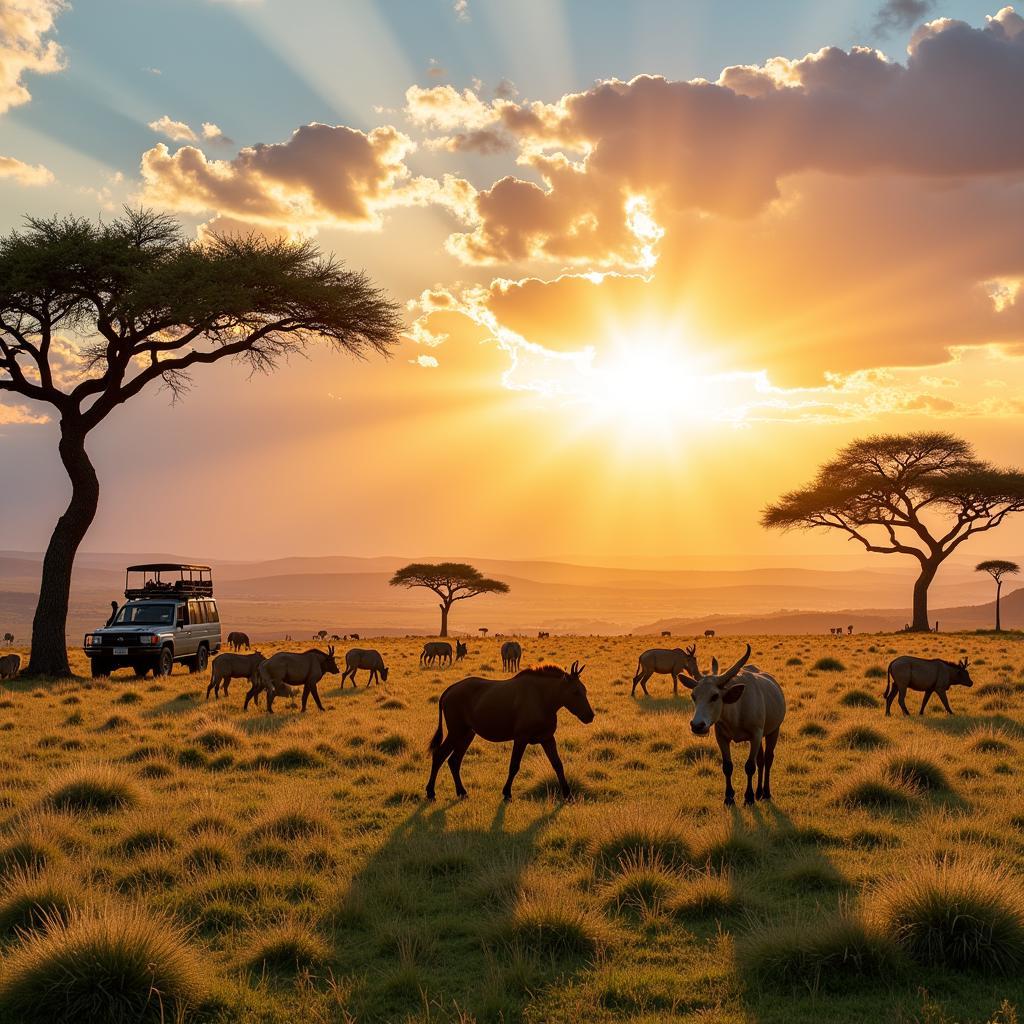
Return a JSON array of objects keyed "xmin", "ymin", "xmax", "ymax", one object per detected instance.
[
  {"xmin": 428, "ymin": 697, "xmax": 445, "ymax": 752},
  {"xmin": 632, "ymin": 659, "xmax": 643, "ymax": 684},
  {"xmin": 883, "ymin": 663, "xmax": 892, "ymax": 701}
]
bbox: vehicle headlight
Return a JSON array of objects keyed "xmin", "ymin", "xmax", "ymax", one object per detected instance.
[
  {"xmin": 84, "ymin": 635, "xmax": 93, "ymax": 647},
  {"xmin": 143, "ymin": 635, "xmax": 159, "ymax": 645}
]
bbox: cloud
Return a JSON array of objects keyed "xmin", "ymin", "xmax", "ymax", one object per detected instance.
[
  {"xmin": 0, "ymin": 153, "xmax": 52, "ymax": 185},
  {"xmin": 201, "ymin": 121, "xmax": 232, "ymax": 144},
  {"xmin": 873, "ymin": 0, "xmax": 934, "ymax": 36},
  {"xmin": 0, "ymin": 400, "xmax": 48, "ymax": 425},
  {"xmin": 453, "ymin": 0, "xmax": 469, "ymax": 22},
  {"xmin": 0, "ymin": 0, "xmax": 65, "ymax": 115},
  {"xmin": 148, "ymin": 115, "xmax": 197, "ymax": 142},
  {"xmin": 411, "ymin": 353, "xmax": 439, "ymax": 368},
  {"xmin": 140, "ymin": 121, "xmax": 472, "ymax": 232}
]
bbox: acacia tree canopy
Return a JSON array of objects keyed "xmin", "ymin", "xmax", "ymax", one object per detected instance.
[
  {"xmin": 389, "ymin": 562, "xmax": 510, "ymax": 636},
  {"xmin": 762, "ymin": 432, "xmax": 1024, "ymax": 631}
]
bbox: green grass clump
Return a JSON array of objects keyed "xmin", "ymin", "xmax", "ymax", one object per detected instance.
[
  {"xmin": 670, "ymin": 872, "xmax": 744, "ymax": 920},
  {"xmin": 838, "ymin": 725, "xmax": 890, "ymax": 751},
  {"xmin": 591, "ymin": 806, "xmax": 691, "ymax": 873},
  {"xmin": 813, "ymin": 657, "xmax": 846, "ymax": 672},
  {"xmin": 602, "ymin": 857, "xmax": 677, "ymax": 917},
  {"xmin": 249, "ymin": 806, "xmax": 331, "ymax": 843},
  {"xmin": 737, "ymin": 911, "xmax": 898, "ymax": 991},
  {"xmin": 840, "ymin": 776, "xmax": 919, "ymax": 813},
  {"xmin": 864, "ymin": 666, "xmax": 886, "ymax": 679},
  {"xmin": 0, "ymin": 869, "xmax": 83, "ymax": 939},
  {"xmin": 195, "ymin": 725, "xmax": 245, "ymax": 752},
  {"xmin": 246, "ymin": 922, "xmax": 331, "ymax": 974},
  {"xmin": 798, "ymin": 722, "xmax": 827, "ymax": 738},
  {"xmin": 840, "ymin": 689, "xmax": 880, "ymax": 708},
  {"xmin": 507, "ymin": 879, "xmax": 611, "ymax": 959},
  {"xmin": 0, "ymin": 904, "xmax": 209, "ymax": 1023},
  {"xmin": 870, "ymin": 858, "xmax": 1024, "ymax": 972},
  {"xmin": 780, "ymin": 854, "xmax": 846, "ymax": 891},
  {"xmin": 42, "ymin": 766, "xmax": 140, "ymax": 814},
  {"xmin": 883, "ymin": 753, "xmax": 952, "ymax": 795}
]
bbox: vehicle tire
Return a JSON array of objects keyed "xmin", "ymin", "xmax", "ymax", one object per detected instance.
[
  {"xmin": 90, "ymin": 658, "xmax": 111, "ymax": 678},
  {"xmin": 190, "ymin": 645, "xmax": 209, "ymax": 675},
  {"xmin": 132, "ymin": 662, "xmax": 149, "ymax": 679},
  {"xmin": 154, "ymin": 647, "xmax": 174, "ymax": 677}
]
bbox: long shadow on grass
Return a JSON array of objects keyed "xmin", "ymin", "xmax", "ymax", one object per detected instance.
[
  {"xmin": 329, "ymin": 800, "xmax": 590, "ymax": 1022},
  {"xmin": 632, "ymin": 694, "xmax": 689, "ymax": 716}
]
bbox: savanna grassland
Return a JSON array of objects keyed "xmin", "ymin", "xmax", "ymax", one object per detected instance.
[{"xmin": 0, "ymin": 633, "xmax": 1023, "ymax": 1024}]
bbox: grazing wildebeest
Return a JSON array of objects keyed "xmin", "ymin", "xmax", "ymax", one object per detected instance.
[
  {"xmin": 2, "ymin": 633, "xmax": 13, "ymax": 645},
  {"xmin": 227, "ymin": 631, "xmax": 250, "ymax": 651},
  {"xmin": 342, "ymin": 648, "xmax": 389, "ymax": 687},
  {"xmin": 632, "ymin": 645, "xmax": 699, "ymax": 698},
  {"xmin": 501, "ymin": 641, "xmax": 522, "ymax": 672},
  {"xmin": 349, "ymin": 633, "xmax": 360, "ymax": 641},
  {"xmin": 684, "ymin": 644, "xmax": 786, "ymax": 806},
  {"xmin": 0, "ymin": 654, "xmax": 20, "ymax": 680},
  {"xmin": 426, "ymin": 661, "xmax": 595, "ymax": 801},
  {"xmin": 330, "ymin": 634, "xmax": 341, "ymax": 642},
  {"xmin": 207, "ymin": 651, "xmax": 265, "ymax": 700},
  {"xmin": 246, "ymin": 646, "xmax": 339, "ymax": 713},
  {"xmin": 661, "ymin": 630, "xmax": 672, "ymax": 637},
  {"xmin": 421, "ymin": 641, "xmax": 453, "ymax": 667},
  {"xmin": 455, "ymin": 639, "xmax": 468, "ymax": 661},
  {"xmin": 538, "ymin": 631, "xmax": 550, "ymax": 639},
  {"xmin": 884, "ymin": 655, "xmax": 973, "ymax": 716},
  {"xmin": 704, "ymin": 629, "xmax": 715, "ymax": 638}
]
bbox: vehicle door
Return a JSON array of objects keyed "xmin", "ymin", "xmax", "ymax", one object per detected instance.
[
  {"xmin": 176, "ymin": 601, "xmax": 198, "ymax": 658},
  {"xmin": 204, "ymin": 600, "xmax": 222, "ymax": 653}
]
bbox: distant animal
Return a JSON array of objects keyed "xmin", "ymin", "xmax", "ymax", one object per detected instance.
[
  {"xmin": 207, "ymin": 651, "xmax": 265, "ymax": 700},
  {"xmin": 247, "ymin": 646, "xmax": 340, "ymax": 713},
  {"xmin": 538, "ymin": 631, "xmax": 550, "ymax": 639},
  {"xmin": 847, "ymin": 625, "xmax": 854, "ymax": 635},
  {"xmin": 704, "ymin": 629, "xmax": 715, "ymax": 638},
  {"xmin": 2, "ymin": 633, "xmax": 13, "ymax": 645},
  {"xmin": 455, "ymin": 639, "xmax": 468, "ymax": 661},
  {"xmin": 421, "ymin": 641, "xmax": 453, "ymax": 667},
  {"xmin": 0, "ymin": 654, "xmax": 20, "ymax": 680},
  {"xmin": 426, "ymin": 661, "xmax": 595, "ymax": 801},
  {"xmin": 501, "ymin": 641, "xmax": 522, "ymax": 672},
  {"xmin": 285, "ymin": 634, "xmax": 292, "ymax": 642},
  {"xmin": 227, "ymin": 631, "xmax": 250, "ymax": 651},
  {"xmin": 685, "ymin": 644, "xmax": 786, "ymax": 806},
  {"xmin": 349, "ymin": 633, "xmax": 360, "ymax": 641},
  {"xmin": 661, "ymin": 630, "xmax": 671, "ymax": 637},
  {"xmin": 884, "ymin": 656, "xmax": 973, "ymax": 716},
  {"xmin": 342, "ymin": 648, "xmax": 389, "ymax": 687},
  {"xmin": 316, "ymin": 630, "xmax": 329, "ymax": 642},
  {"xmin": 632, "ymin": 645, "xmax": 699, "ymax": 698},
  {"xmin": 330, "ymin": 634, "xmax": 341, "ymax": 642}
]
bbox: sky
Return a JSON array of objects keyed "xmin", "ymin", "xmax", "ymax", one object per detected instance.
[{"xmin": 3, "ymin": 0, "xmax": 1024, "ymax": 567}]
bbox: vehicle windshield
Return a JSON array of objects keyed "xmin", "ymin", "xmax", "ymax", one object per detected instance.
[{"xmin": 114, "ymin": 603, "xmax": 174, "ymax": 626}]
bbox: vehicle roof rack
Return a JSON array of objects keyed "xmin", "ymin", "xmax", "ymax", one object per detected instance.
[{"xmin": 124, "ymin": 564, "xmax": 214, "ymax": 600}]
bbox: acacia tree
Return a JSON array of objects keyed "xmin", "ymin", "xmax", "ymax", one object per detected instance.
[
  {"xmin": 0, "ymin": 209, "xmax": 402, "ymax": 676},
  {"xmin": 975, "ymin": 559, "xmax": 1020, "ymax": 632},
  {"xmin": 762, "ymin": 433, "xmax": 1024, "ymax": 632},
  {"xmin": 389, "ymin": 562, "xmax": 509, "ymax": 636}
]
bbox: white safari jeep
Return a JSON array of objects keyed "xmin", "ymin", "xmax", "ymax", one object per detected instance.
[{"xmin": 84, "ymin": 564, "xmax": 222, "ymax": 678}]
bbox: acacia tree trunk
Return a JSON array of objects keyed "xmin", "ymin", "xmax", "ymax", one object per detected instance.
[
  {"xmin": 438, "ymin": 601, "xmax": 450, "ymax": 638},
  {"xmin": 911, "ymin": 559, "xmax": 940, "ymax": 632},
  {"xmin": 995, "ymin": 580, "xmax": 1002, "ymax": 632},
  {"xmin": 27, "ymin": 424, "xmax": 100, "ymax": 677}
]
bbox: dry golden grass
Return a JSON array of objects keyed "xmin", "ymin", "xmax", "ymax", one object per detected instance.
[{"xmin": 0, "ymin": 632, "xmax": 1020, "ymax": 1022}]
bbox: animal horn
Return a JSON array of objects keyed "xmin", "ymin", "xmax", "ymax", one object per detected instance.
[
  {"xmin": 719, "ymin": 644, "xmax": 751, "ymax": 686},
  {"xmin": 569, "ymin": 660, "xmax": 579, "ymax": 675},
  {"xmin": 576, "ymin": 663, "xmax": 586, "ymax": 676},
  {"xmin": 685, "ymin": 643, "xmax": 696, "ymax": 656},
  {"xmin": 327, "ymin": 644, "xmax": 334, "ymax": 657}
]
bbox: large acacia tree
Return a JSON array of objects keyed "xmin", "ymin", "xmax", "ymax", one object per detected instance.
[
  {"xmin": 389, "ymin": 562, "xmax": 509, "ymax": 636},
  {"xmin": 0, "ymin": 209, "xmax": 402, "ymax": 676},
  {"xmin": 762, "ymin": 433, "xmax": 1024, "ymax": 632}
]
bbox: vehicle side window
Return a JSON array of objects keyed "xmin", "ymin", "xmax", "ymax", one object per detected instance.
[
  {"xmin": 205, "ymin": 600, "xmax": 219, "ymax": 623},
  {"xmin": 176, "ymin": 604, "xmax": 187, "ymax": 628},
  {"xmin": 189, "ymin": 600, "xmax": 205, "ymax": 625}
]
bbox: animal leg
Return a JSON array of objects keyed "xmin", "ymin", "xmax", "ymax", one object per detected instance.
[
  {"xmin": 937, "ymin": 689, "xmax": 954, "ymax": 715},
  {"xmin": 302, "ymin": 683, "xmax": 325, "ymax": 712},
  {"xmin": 206, "ymin": 676, "xmax": 216, "ymax": 700},
  {"xmin": 672, "ymin": 672, "xmax": 679, "ymax": 697},
  {"xmin": 366, "ymin": 670, "xmax": 375, "ymax": 688},
  {"xmin": 426, "ymin": 736, "xmax": 455, "ymax": 800},
  {"xmin": 447, "ymin": 733, "xmax": 474, "ymax": 798},
  {"xmin": 716, "ymin": 729, "xmax": 735, "ymax": 806},
  {"xmin": 759, "ymin": 729, "xmax": 779, "ymax": 801},
  {"xmin": 743, "ymin": 734, "xmax": 761, "ymax": 806},
  {"xmin": 884, "ymin": 681, "xmax": 895, "ymax": 716},
  {"xmin": 755, "ymin": 743, "xmax": 765, "ymax": 799},
  {"xmin": 243, "ymin": 682, "xmax": 258, "ymax": 711},
  {"xmin": 502, "ymin": 738, "xmax": 528, "ymax": 801},
  {"xmin": 897, "ymin": 686, "xmax": 910, "ymax": 716},
  {"xmin": 540, "ymin": 737, "xmax": 571, "ymax": 799},
  {"xmin": 919, "ymin": 689, "xmax": 933, "ymax": 715}
]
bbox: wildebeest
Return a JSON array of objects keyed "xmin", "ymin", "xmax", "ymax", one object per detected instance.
[
  {"xmin": 501, "ymin": 641, "xmax": 522, "ymax": 672},
  {"xmin": 341, "ymin": 648, "xmax": 389, "ymax": 687},
  {"xmin": 207, "ymin": 650, "xmax": 265, "ymax": 700},
  {"xmin": 426, "ymin": 661, "xmax": 595, "ymax": 801},
  {"xmin": 704, "ymin": 629, "xmax": 715, "ymax": 638},
  {"xmin": 684, "ymin": 644, "xmax": 786, "ymax": 806},
  {"xmin": 2, "ymin": 633, "xmax": 13, "ymax": 645},
  {"xmin": 884, "ymin": 655, "xmax": 974, "ymax": 716},
  {"xmin": 0, "ymin": 654, "xmax": 20, "ymax": 680},
  {"xmin": 538, "ymin": 631, "xmax": 550, "ymax": 639},
  {"xmin": 421, "ymin": 641, "xmax": 453, "ymax": 667},
  {"xmin": 632, "ymin": 645, "xmax": 699, "ymax": 698},
  {"xmin": 227, "ymin": 631, "xmax": 250, "ymax": 651},
  {"xmin": 246, "ymin": 646, "xmax": 339, "ymax": 713},
  {"xmin": 455, "ymin": 639, "xmax": 468, "ymax": 661},
  {"xmin": 661, "ymin": 630, "xmax": 672, "ymax": 637}
]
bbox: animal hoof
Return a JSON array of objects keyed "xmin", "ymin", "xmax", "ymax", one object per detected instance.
[
  {"xmin": 425, "ymin": 792, "xmax": 435, "ymax": 802},
  {"xmin": 744, "ymin": 796, "xmax": 755, "ymax": 807},
  {"xmin": 457, "ymin": 790, "xmax": 469, "ymax": 800},
  {"xmin": 724, "ymin": 796, "xmax": 735, "ymax": 806}
]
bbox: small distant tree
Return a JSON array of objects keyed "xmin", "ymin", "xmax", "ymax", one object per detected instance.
[
  {"xmin": 478, "ymin": 627, "xmax": 488, "ymax": 636},
  {"xmin": 389, "ymin": 563, "xmax": 509, "ymax": 637},
  {"xmin": 975, "ymin": 560, "xmax": 1020, "ymax": 631},
  {"xmin": 0, "ymin": 209, "xmax": 402, "ymax": 676},
  {"xmin": 762, "ymin": 433, "xmax": 1024, "ymax": 632}
]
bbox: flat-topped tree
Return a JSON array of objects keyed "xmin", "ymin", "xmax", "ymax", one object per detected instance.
[
  {"xmin": 761, "ymin": 433, "xmax": 1024, "ymax": 633},
  {"xmin": 975, "ymin": 560, "xmax": 1020, "ymax": 632},
  {"xmin": 0, "ymin": 209, "xmax": 402, "ymax": 677},
  {"xmin": 389, "ymin": 562, "xmax": 509, "ymax": 637}
]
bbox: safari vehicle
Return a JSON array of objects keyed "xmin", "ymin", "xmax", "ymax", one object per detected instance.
[{"xmin": 84, "ymin": 564, "xmax": 222, "ymax": 678}]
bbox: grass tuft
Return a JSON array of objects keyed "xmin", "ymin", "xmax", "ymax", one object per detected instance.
[
  {"xmin": 42, "ymin": 765, "xmax": 141, "ymax": 814},
  {"xmin": 245, "ymin": 921, "xmax": 331, "ymax": 974},
  {"xmin": 0, "ymin": 868, "xmax": 83, "ymax": 939},
  {"xmin": 838, "ymin": 725, "xmax": 890, "ymax": 751},
  {"xmin": 840, "ymin": 689, "xmax": 880, "ymax": 708},
  {"xmin": 813, "ymin": 657, "xmax": 846, "ymax": 672}
]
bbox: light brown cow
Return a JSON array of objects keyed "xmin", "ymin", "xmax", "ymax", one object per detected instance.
[
  {"xmin": 884, "ymin": 655, "xmax": 974, "ymax": 716},
  {"xmin": 207, "ymin": 651, "xmax": 265, "ymax": 700},
  {"xmin": 683, "ymin": 644, "xmax": 786, "ymax": 806},
  {"xmin": 248, "ymin": 647, "xmax": 340, "ymax": 713},
  {"xmin": 632, "ymin": 645, "xmax": 700, "ymax": 698},
  {"xmin": 0, "ymin": 654, "xmax": 20, "ymax": 680}
]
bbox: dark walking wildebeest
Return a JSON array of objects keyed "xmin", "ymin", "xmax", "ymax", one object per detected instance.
[
  {"xmin": 207, "ymin": 650, "xmax": 265, "ymax": 700},
  {"xmin": 421, "ymin": 641, "xmax": 452, "ymax": 667},
  {"xmin": 227, "ymin": 631, "xmax": 250, "ymax": 651},
  {"xmin": 426, "ymin": 661, "xmax": 595, "ymax": 801},
  {"xmin": 684, "ymin": 644, "xmax": 786, "ymax": 806},
  {"xmin": 632, "ymin": 645, "xmax": 700, "ymax": 698},
  {"xmin": 538, "ymin": 631, "xmax": 549, "ymax": 639},
  {"xmin": 246, "ymin": 646, "xmax": 339, "ymax": 713},
  {"xmin": 0, "ymin": 654, "xmax": 20, "ymax": 680},
  {"xmin": 341, "ymin": 648, "xmax": 389, "ymax": 687},
  {"xmin": 2, "ymin": 633, "xmax": 13, "ymax": 645},
  {"xmin": 704, "ymin": 629, "xmax": 715, "ymax": 638},
  {"xmin": 884, "ymin": 655, "xmax": 974, "ymax": 716},
  {"xmin": 501, "ymin": 641, "xmax": 522, "ymax": 672},
  {"xmin": 455, "ymin": 639, "xmax": 468, "ymax": 661}
]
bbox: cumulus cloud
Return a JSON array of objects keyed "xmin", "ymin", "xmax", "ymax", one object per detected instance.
[
  {"xmin": 0, "ymin": 400, "xmax": 48, "ymax": 425},
  {"xmin": 201, "ymin": 121, "xmax": 232, "ymax": 144},
  {"xmin": 0, "ymin": 153, "xmax": 52, "ymax": 185},
  {"xmin": 452, "ymin": 0, "xmax": 469, "ymax": 22},
  {"xmin": 148, "ymin": 115, "xmax": 197, "ymax": 142},
  {"xmin": 0, "ymin": 0, "xmax": 65, "ymax": 115}
]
